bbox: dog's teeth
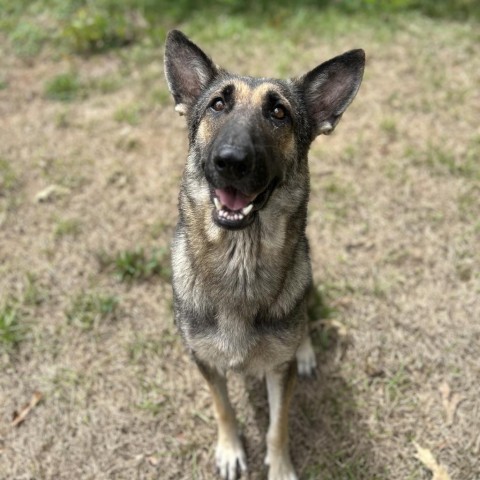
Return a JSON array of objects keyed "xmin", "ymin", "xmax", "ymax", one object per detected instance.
[
  {"xmin": 242, "ymin": 204, "xmax": 253, "ymax": 216},
  {"xmin": 217, "ymin": 208, "xmax": 246, "ymax": 222},
  {"xmin": 214, "ymin": 198, "xmax": 223, "ymax": 211}
]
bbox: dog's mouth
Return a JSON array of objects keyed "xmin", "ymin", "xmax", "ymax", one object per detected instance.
[{"xmin": 211, "ymin": 180, "xmax": 277, "ymax": 230}]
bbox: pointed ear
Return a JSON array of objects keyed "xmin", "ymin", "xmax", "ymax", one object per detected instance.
[
  {"xmin": 299, "ymin": 49, "xmax": 365, "ymax": 137},
  {"xmin": 164, "ymin": 30, "xmax": 218, "ymax": 116}
]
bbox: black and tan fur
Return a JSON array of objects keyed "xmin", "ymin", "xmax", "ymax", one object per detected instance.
[{"xmin": 164, "ymin": 30, "xmax": 365, "ymax": 480}]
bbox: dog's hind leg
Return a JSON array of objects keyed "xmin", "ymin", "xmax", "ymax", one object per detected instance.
[
  {"xmin": 265, "ymin": 360, "xmax": 298, "ymax": 480},
  {"xmin": 195, "ymin": 360, "xmax": 247, "ymax": 480}
]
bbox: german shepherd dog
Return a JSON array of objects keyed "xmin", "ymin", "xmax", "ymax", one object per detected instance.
[{"xmin": 164, "ymin": 30, "xmax": 364, "ymax": 480}]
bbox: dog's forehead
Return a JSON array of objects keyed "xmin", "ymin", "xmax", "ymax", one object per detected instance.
[{"xmin": 219, "ymin": 77, "xmax": 292, "ymax": 107}]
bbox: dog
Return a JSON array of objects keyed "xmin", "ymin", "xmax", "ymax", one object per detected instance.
[{"xmin": 164, "ymin": 30, "xmax": 364, "ymax": 480}]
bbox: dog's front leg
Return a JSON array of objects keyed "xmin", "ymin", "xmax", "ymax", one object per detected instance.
[
  {"xmin": 265, "ymin": 360, "xmax": 298, "ymax": 480},
  {"xmin": 195, "ymin": 359, "xmax": 247, "ymax": 480}
]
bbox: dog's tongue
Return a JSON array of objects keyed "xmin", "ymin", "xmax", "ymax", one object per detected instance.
[{"xmin": 215, "ymin": 187, "xmax": 256, "ymax": 211}]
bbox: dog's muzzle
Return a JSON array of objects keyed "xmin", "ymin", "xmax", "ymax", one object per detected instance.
[{"xmin": 205, "ymin": 145, "xmax": 277, "ymax": 230}]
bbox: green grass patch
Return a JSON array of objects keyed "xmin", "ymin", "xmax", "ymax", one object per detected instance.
[
  {"xmin": 98, "ymin": 247, "xmax": 171, "ymax": 282},
  {"xmin": 23, "ymin": 273, "xmax": 46, "ymax": 306},
  {"xmin": 136, "ymin": 399, "xmax": 166, "ymax": 416},
  {"xmin": 114, "ymin": 104, "xmax": 142, "ymax": 125},
  {"xmin": 308, "ymin": 285, "xmax": 336, "ymax": 322},
  {"xmin": 0, "ymin": 304, "xmax": 25, "ymax": 351},
  {"xmin": 44, "ymin": 72, "xmax": 83, "ymax": 102},
  {"xmin": 0, "ymin": 158, "xmax": 18, "ymax": 193},
  {"xmin": 54, "ymin": 217, "xmax": 82, "ymax": 238},
  {"xmin": 380, "ymin": 117, "xmax": 398, "ymax": 140},
  {"xmin": 66, "ymin": 292, "xmax": 119, "ymax": 330},
  {"xmin": 60, "ymin": 6, "xmax": 138, "ymax": 54},
  {"xmin": 8, "ymin": 21, "xmax": 47, "ymax": 58}
]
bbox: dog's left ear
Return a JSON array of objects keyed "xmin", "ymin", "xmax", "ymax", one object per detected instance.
[
  {"xmin": 164, "ymin": 30, "xmax": 218, "ymax": 116},
  {"xmin": 299, "ymin": 49, "xmax": 365, "ymax": 137}
]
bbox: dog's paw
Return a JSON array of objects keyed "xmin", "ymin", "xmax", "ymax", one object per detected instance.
[
  {"xmin": 296, "ymin": 334, "xmax": 317, "ymax": 377},
  {"xmin": 266, "ymin": 455, "xmax": 298, "ymax": 480},
  {"xmin": 216, "ymin": 436, "xmax": 247, "ymax": 480}
]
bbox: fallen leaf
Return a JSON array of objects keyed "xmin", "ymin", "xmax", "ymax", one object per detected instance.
[
  {"xmin": 413, "ymin": 442, "xmax": 451, "ymax": 480},
  {"xmin": 439, "ymin": 381, "xmax": 465, "ymax": 426},
  {"xmin": 11, "ymin": 391, "xmax": 43, "ymax": 427},
  {"xmin": 35, "ymin": 184, "xmax": 70, "ymax": 203},
  {"xmin": 146, "ymin": 455, "xmax": 160, "ymax": 466}
]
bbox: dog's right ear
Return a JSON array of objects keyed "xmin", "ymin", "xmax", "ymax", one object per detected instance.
[{"xmin": 164, "ymin": 30, "xmax": 218, "ymax": 116}]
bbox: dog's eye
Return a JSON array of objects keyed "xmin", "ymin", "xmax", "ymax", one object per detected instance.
[
  {"xmin": 211, "ymin": 98, "xmax": 226, "ymax": 112},
  {"xmin": 271, "ymin": 105, "xmax": 287, "ymax": 120}
]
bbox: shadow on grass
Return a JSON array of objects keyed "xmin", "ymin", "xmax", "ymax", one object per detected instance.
[{"xmin": 244, "ymin": 284, "xmax": 386, "ymax": 480}]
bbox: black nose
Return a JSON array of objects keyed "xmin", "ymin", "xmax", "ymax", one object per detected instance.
[{"xmin": 213, "ymin": 146, "xmax": 253, "ymax": 180}]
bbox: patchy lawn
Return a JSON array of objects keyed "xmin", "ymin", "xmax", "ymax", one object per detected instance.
[{"xmin": 1, "ymin": 3, "xmax": 479, "ymax": 479}]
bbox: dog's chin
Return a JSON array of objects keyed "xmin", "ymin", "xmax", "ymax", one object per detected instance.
[{"xmin": 211, "ymin": 180, "xmax": 277, "ymax": 230}]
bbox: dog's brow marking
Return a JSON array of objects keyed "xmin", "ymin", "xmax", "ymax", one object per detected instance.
[
  {"xmin": 231, "ymin": 79, "xmax": 252, "ymax": 104},
  {"xmin": 230, "ymin": 81, "xmax": 291, "ymax": 113},
  {"xmin": 252, "ymin": 83, "xmax": 291, "ymax": 110}
]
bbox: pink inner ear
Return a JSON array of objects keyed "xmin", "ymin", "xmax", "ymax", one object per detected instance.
[{"xmin": 215, "ymin": 187, "xmax": 256, "ymax": 211}]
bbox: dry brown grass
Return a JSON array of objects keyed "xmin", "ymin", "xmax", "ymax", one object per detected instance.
[{"xmin": 1, "ymin": 14, "xmax": 479, "ymax": 480}]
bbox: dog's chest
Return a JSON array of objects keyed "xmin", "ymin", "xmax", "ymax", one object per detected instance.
[{"xmin": 188, "ymin": 310, "xmax": 297, "ymax": 374}]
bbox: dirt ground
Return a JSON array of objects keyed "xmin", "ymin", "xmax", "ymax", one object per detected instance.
[{"xmin": 1, "ymin": 14, "xmax": 479, "ymax": 480}]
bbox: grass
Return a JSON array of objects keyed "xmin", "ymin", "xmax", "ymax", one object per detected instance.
[
  {"xmin": 88, "ymin": 75, "xmax": 123, "ymax": 94},
  {"xmin": 1, "ymin": 2, "xmax": 480, "ymax": 480},
  {"xmin": 23, "ymin": 273, "xmax": 45, "ymax": 306},
  {"xmin": 150, "ymin": 87, "xmax": 171, "ymax": 106},
  {"xmin": 308, "ymin": 284, "xmax": 336, "ymax": 323},
  {"xmin": 0, "ymin": 303, "xmax": 25, "ymax": 351},
  {"xmin": 8, "ymin": 21, "xmax": 47, "ymax": 58},
  {"xmin": 424, "ymin": 143, "xmax": 480, "ymax": 179},
  {"xmin": 127, "ymin": 331, "xmax": 177, "ymax": 363},
  {"xmin": 44, "ymin": 72, "xmax": 83, "ymax": 102},
  {"xmin": 66, "ymin": 292, "xmax": 119, "ymax": 330},
  {"xmin": 458, "ymin": 187, "xmax": 480, "ymax": 221},
  {"xmin": 54, "ymin": 218, "xmax": 82, "ymax": 238},
  {"xmin": 2, "ymin": 0, "xmax": 479, "ymax": 59},
  {"xmin": 0, "ymin": 158, "xmax": 18, "ymax": 193},
  {"xmin": 322, "ymin": 178, "xmax": 355, "ymax": 221},
  {"xmin": 99, "ymin": 247, "xmax": 171, "ymax": 283},
  {"xmin": 114, "ymin": 104, "xmax": 142, "ymax": 125},
  {"xmin": 60, "ymin": 6, "xmax": 138, "ymax": 54},
  {"xmin": 380, "ymin": 117, "xmax": 398, "ymax": 140},
  {"xmin": 39, "ymin": 157, "xmax": 87, "ymax": 189},
  {"xmin": 385, "ymin": 366, "xmax": 411, "ymax": 403}
]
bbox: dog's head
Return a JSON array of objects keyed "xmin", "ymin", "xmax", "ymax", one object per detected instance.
[{"xmin": 164, "ymin": 30, "xmax": 365, "ymax": 230}]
